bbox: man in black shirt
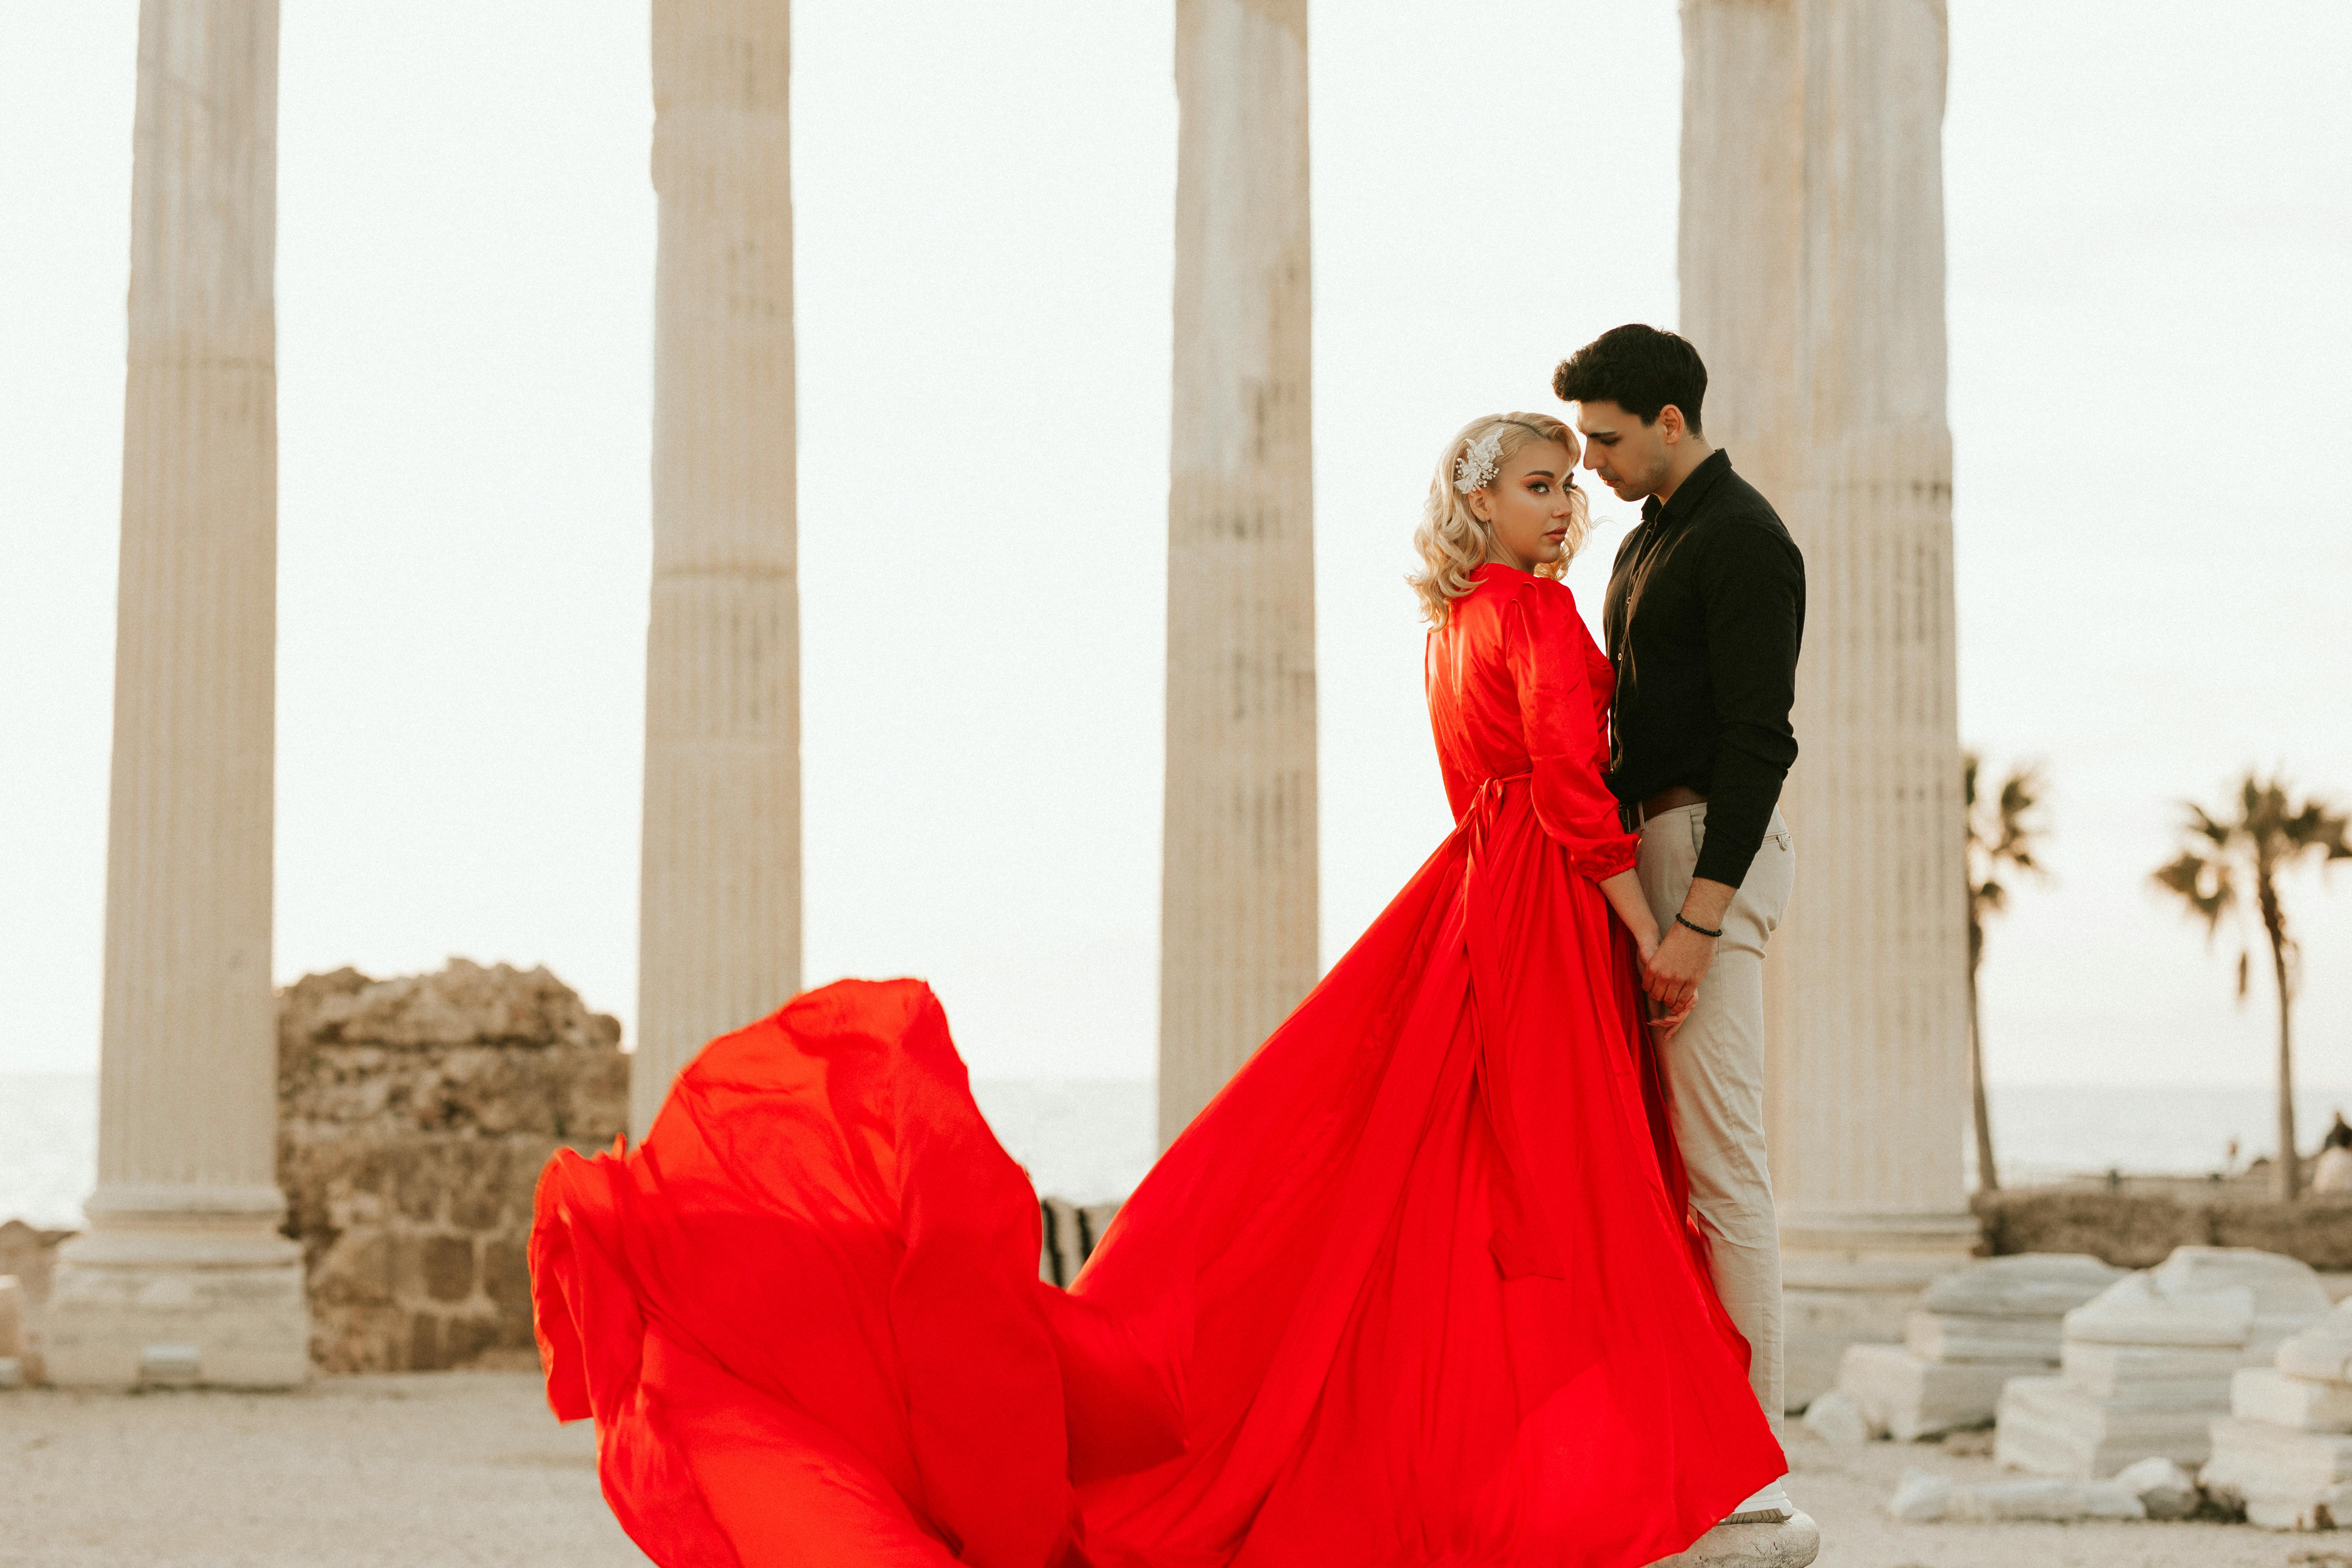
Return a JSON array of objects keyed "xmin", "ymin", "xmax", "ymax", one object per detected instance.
[{"xmin": 1556, "ymin": 325, "xmax": 1805, "ymax": 1522}]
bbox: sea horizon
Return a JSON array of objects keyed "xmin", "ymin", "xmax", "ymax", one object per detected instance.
[{"xmin": 9, "ymin": 1070, "xmax": 2352, "ymax": 1232}]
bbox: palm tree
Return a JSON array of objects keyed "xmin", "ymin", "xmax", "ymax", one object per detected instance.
[
  {"xmin": 1965, "ymin": 754, "xmax": 2048, "ymax": 1193},
  {"xmin": 2153, "ymin": 775, "xmax": 2351, "ymax": 1200}
]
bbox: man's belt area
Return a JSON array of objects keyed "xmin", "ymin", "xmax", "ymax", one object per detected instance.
[{"xmin": 1637, "ymin": 784, "xmax": 1708, "ymax": 825}]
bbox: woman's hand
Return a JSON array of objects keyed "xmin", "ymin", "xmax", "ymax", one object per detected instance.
[{"xmin": 1596, "ymin": 870, "xmax": 1661, "ymax": 966}]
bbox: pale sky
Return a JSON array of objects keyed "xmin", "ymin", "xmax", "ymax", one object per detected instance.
[{"xmin": 4, "ymin": 2, "xmax": 2349, "ymax": 1099}]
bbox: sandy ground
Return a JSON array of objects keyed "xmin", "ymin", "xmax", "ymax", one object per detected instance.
[
  {"xmin": 5, "ymin": 1371, "xmax": 2352, "ymax": 1567},
  {"xmin": 1, "ymin": 1372, "xmax": 648, "ymax": 1567}
]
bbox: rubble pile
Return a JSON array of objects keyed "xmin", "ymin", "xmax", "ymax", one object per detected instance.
[
  {"xmin": 1836, "ymin": 1253, "xmax": 2122, "ymax": 1440},
  {"xmin": 1994, "ymin": 1246, "xmax": 2330, "ymax": 1478}
]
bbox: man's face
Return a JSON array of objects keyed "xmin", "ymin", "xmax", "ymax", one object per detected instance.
[{"xmin": 1572, "ymin": 400, "xmax": 1671, "ymax": 502}]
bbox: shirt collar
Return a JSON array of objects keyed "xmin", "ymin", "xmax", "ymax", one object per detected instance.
[{"xmin": 1638, "ymin": 447, "xmax": 1735, "ymax": 529}]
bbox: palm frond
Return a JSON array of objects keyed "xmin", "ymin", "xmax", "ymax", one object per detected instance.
[{"xmin": 2153, "ymin": 849, "xmax": 2233, "ymax": 933}]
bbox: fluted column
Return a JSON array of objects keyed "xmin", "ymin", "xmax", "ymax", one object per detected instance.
[
  {"xmin": 633, "ymin": 0, "xmax": 802, "ymax": 1134},
  {"xmin": 1680, "ymin": 0, "xmax": 1973, "ymax": 1407},
  {"xmin": 1157, "ymin": 0, "xmax": 1318, "ymax": 1148},
  {"xmin": 45, "ymin": 0, "xmax": 307, "ymax": 1390}
]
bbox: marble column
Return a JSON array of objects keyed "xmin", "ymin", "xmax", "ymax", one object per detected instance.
[
  {"xmin": 1680, "ymin": 0, "xmax": 1974, "ymax": 1409},
  {"xmin": 45, "ymin": 0, "xmax": 307, "ymax": 1390},
  {"xmin": 1157, "ymin": 0, "xmax": 1318, "ymax": 1148},
  {"xmin": 632, "ymin": 0, "xmax": 802, "ymax": 1135}
]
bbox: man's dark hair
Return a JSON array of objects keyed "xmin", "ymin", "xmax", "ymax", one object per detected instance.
[{"xmin": 1552, "ymin": 324, "xmax": 1708, "ymax": 433}]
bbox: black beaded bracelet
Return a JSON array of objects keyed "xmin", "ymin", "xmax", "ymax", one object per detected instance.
[{"xmin": 1675, "ymin": 913, "xmax": 1724, "ymax": 939}]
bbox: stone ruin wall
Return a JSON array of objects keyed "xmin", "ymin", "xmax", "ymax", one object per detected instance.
[
  {"xmin": 1973, "ymin": 1186, "xmax": 2352, "ymax": 1272},
  {"xmin": 276, "ymin": 960, "xmax": 627, "ymax": 1372}
]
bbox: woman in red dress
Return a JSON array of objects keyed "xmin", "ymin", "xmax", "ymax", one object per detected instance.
[{"xmin": 530, "ymin": 413, "xmax": 1784, "ymax": 1567}]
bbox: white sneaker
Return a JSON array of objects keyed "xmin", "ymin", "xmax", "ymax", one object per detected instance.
[{"xmin": 1723, "ymin": 1478, "xmax": 1794, "ymax": 1525}]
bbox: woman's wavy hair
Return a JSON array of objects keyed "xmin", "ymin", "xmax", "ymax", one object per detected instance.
[{"xmin": 1407, "ymin": 412, "xmax": 1589, "ymax": 628}]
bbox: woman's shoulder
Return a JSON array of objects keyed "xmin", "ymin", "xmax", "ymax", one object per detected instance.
[{"xmin": 1501, "ymin": 571, "xmax": 1584, "ymax": 623}]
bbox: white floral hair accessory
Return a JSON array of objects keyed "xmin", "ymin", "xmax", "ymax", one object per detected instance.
[{"xmin": 1452, "ymin": 429, "xmax": 1504, "ymax": 494}]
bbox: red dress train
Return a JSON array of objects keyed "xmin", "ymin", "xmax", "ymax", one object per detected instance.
[{"xmin": 531, "ymin": 565, "xmax": 1784, "ymax": 1567}]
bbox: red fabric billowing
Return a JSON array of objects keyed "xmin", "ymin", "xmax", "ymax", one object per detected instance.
[{"xmin": 531, "ymin": 564, "xmax": 1782, "ymax": 1567}]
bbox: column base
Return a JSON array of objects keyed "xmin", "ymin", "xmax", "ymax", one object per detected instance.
[
  {"xmin": 1648, "ymin": 1511, "xmax": 1820, "ymax": 1567},
  {"xmin": 43, "ymin": 1187, "xmax": 309, "ymax": 1390},
  {"xmin": 1780, "ymin": 1210, "xmax": 1979, "ymax": 1411}
]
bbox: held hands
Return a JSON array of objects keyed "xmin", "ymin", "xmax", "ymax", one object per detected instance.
[
  {"xmin": 1596, "ymin": 869, "xmax": 1699, "ymax": 1043},
  {"xmin": 1630, "ymin": 920, "xmax": 1695, "ymax": 1043},
  {"xmin": 1638, "ymin": 875, "xmax": 1738, "ymax": 1030},
  {"xmin": 1643, "ymin": 922, "xmax": 1714, "ymax": 1012},
  {"xmin": 1596, "ymin": 869, "xmax": 1736, "ymax": 1045}
]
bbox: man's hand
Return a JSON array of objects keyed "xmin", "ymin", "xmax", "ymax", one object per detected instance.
[
  {"xmin": 1642, "ymin": 876, "xmax": 1736, "ymax": 1011},
  {"xmin": 1644, "ymin": 924, "xmax": 1714, "ymax": 1011}
]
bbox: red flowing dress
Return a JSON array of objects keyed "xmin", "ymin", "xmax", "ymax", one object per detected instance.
[{"xmin": 531, "ymin": 565, "xmax": 1784, "ymax": 1568}]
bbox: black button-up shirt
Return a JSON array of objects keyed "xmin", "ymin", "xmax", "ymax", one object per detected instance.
[{"xmin": 1602, "ymin": 449, "xmax": 1805, "ymax": 889}]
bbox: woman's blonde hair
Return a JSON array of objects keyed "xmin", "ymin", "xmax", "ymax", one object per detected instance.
[{"xmin": 1407, "ymin": 412, "xmax": 1589, "ymax": 628}]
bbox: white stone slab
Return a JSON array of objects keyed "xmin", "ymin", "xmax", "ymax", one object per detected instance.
[
  {"xmin": 1949, "ymin": 1477, "xmax": 2146, "ymax": 1521},
  {"xmin": 2276, "ymin": 1297, "xmax": 2352, "ymax": 1385},
  {"xmin": 2233, "ymin": 1366, "xmax": 2352, "ymax": 1432},
  {"xmin": 2203, "ymin": 1416, "xmax": 2352, "ymax": 1530},
  {"xmin": 2061, "ymin": 1339, "xmax": 2252, "ymax": 1405},
  {"xmin": 2062, "ymin": 1247, "xmax": 2332, "ymax": 1356},
  {"xmin": 2154, "ymin": 1246, "xmax": 2332, "ymax": 1353},
  {"xmin": 2064, "ymin": 1274, "xmax": 2253, "ymax": 1349},
  {"xmin": 1800, "ymin": 1387, "xmax": 1872, "ymax": 1445},
  {"xmin": 1994, "ymin": 1374, "xmax": 2217, "ymax": 1477},
  {"xmin": 1886, "ymin": 1469, "xmax": 1953, "ymax": 1521},
  {"xmin": 1905, "ymin": 1310, "xmax": 2061, "ymax": 1365},
  {"xmin": 1839, "ymin": 1341, "xmax": 2040, "ymax": 1440},
  {"xmin": 1919, "ymin": 1254, "xmax": 2123, "ymax": 1320}
]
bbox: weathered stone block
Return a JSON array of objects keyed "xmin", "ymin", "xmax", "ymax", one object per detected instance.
[
  {"xmin": 1948, "ymin": 1477, "xmax": 2145, "ymax": 1521},
  {"xmin": 1886, "ymin": 1469, "xmax": 1953, "ymax": 1521},
  {"xmin": 2061, "ymin": 1339, "xmax": 2253, "ymax": 1405},
  {"xmin": 1839, "ymin": 1340, "xmax": 2037, "ymax": 1439},
  {"xmin": 2061, "ymin": 1247, "xmax": 2328, "ymax": 1359},
  {"xmin": 2152, "ymin": 1246, "xmax": 2333, "ymax": 1351},
  {"xmin": 1800, "ymin": 1387, "xmax": 1872, "ymax": 1444},
  {"xmin": 2233, "ymin": 1366, "xmax": 2352, "ymax": 1432},
  {"xmin": 2204, "ymin": 1416, "xmax": 2352, "ymax": 1530},
  {"xmin": 0, "ymin": 1221, "xmax": 70, "ymax": 1311},
  {"xmin": 275, "ymin": 960, "xmax": 627, "ymax": 1372},
  {"xmin": 42, "ymin": 1250, "xmax": 309, "ymax": 1390},
  {"xmin": 2064, "ymin": 1275, "xmax": 2252, "ymax": 1349},
  {"xmin": 1920, "ymin": 1253, "xmax": 2123, "ymax": 1320},
  {"xmin": 1995, "ymin": 1374, "xmax": 2217, "ymax": 1477},
  {"xmin": 2278, "ymin": 1297, "xmax": 2352, "ymax": 1385},
  {"xmin": 1905, "ymin": 1311, "xmax": 2060, "ymax": 1364}
]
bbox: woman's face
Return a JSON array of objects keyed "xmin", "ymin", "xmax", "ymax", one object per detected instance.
[{"xmin": 1473, "ymin": 438, "xmax": 1580, "ymax": 571}]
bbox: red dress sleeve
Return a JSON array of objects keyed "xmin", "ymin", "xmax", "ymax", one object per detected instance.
[{"xmin": 1504, "ymin": 584, "xmax": 1640, "ymax": 881}]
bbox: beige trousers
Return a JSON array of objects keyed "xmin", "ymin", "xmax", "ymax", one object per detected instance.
[{"xmin": 1637, "ymin": 802, "xmax": 1794, "ymax": 1432}]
